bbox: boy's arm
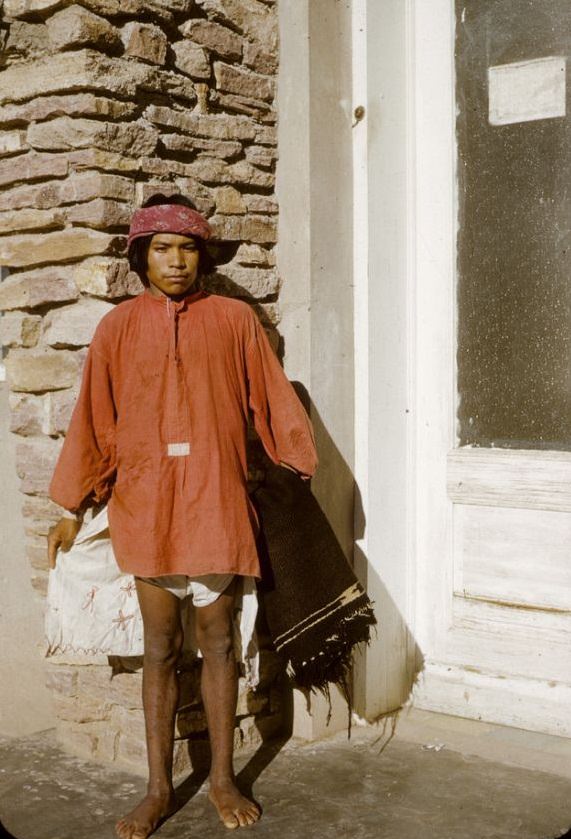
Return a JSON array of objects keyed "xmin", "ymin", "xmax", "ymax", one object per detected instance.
[
  {"xmin": 47, "ymin": 338, "xmax": 117, "ymax": 566},
  {"xmin": 244, "ymin": 311, "xmax": 318, "ymax": 479}
]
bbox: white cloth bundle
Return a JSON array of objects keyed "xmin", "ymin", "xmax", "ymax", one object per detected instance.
[{"xmin": 45, "ymin": 506, "xmax": 260, "ymax": 687}]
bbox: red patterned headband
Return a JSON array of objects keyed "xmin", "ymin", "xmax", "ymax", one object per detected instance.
[{"xmin": 127, "ymin": 204, "xmax": 212, "ymax": 246}]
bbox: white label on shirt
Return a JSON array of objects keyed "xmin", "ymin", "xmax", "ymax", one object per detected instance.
[{"xmin": 167, "ymin": 442, "xmax": 190, "ymax": 457}]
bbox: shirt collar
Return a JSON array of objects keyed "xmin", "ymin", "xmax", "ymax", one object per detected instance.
[{"xmin": 143, "ymin": 286, "xmax": 206, "ymax": 311}]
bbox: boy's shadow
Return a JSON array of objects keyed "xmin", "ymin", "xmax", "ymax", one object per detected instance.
[
  {"xmin": 0, "ymin": 819, "xmax": 24, "ymax": 839},
  {"xmin": 172, "ymin": 682, "xmax": 293, "ymax": 813}
]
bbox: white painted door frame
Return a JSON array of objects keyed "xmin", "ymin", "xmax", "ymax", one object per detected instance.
[{"xmin": 409, "ymin": 2, "xmax": 571, "ymax": 736}]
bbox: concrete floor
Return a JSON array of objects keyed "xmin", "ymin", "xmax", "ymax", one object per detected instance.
[{"xmin": 1, "ymin": 710, "xmax": 571, "ymax": 839}]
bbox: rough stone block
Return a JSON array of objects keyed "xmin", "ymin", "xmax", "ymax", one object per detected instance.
[
  {"xmin": 4, "ymin": 0, "xmax": 67, "ymax": 16},
  {"xmin": 254, "ymin": 124, "xmax": 277, "ymax": 145},
  {"xmin": 65, "ymin": 198, "xmax": 132, "ymax": 229},
  {"xmin": 215, "ymin": 186, "xmax": 246, "ymax": 215},
  {"xmin": 0, "ymin": 183, "xmax": 56, "ymax": 213},
  {"xmin": 178, "ymin": 19, "xmax": 242, "ymax": 61},
  {"xmin": 138, "ymin": 157, "xmax": 187, "ymax": 178},
  {"xmin": 144, "ymin": 104, "xmax": 257, "ymax": 141},
  {"xmin": 0, "ymin": 50, "xmax": 154, "ymax": 104},
  {"xmin": 28, "ymin": 117, "xmax": 158, "ymax": 156},
  {"xmin": 214, "ymin": 61, "xmax": 275, "ymax": 102},
  {"xmin": 180, "ymin": 158, "xmax": 273, "ymax": 189},
  {"xmin": 0, "ymin": 207, "xmax": 64, "ymax": 235},
  {"xmin": 0, "ymin": 93, "xmax": 138, "ymax": 126},
  {"xmin": 207, "ymin": 265, "xmax": 278, "ymax": 299},
  {"xmin": 111, "ymin": 705, "xmax": 146, "ymax": 763},
  {"xmin": 195, "ymin": 0, "xmax": 277, "ymax": 49},
  {"xmin": 0, "ymin": 152, "xmax": 68, "ymax": 187},
  {"xmin": 0, "ymin": 266, "xmax": 79, "ymax": 310},
  {"xmin": 145, "ymin": 69, "xmax": 197, "ymax": 103},
  {"xmin": 244, "ymin": 194, "xmax": 278, "ymax": 214},
  {"xmin": 0, "ymin": 312, "xmax": 42, "ymax": 347},
  {"xmin": 5, "ymin": 0, "xmax": 187, "ymax": 19},
  {"xmin": 9, "ymin": 392, "xmax": 46, "ymax": 435},
  {"xmin": 75, "ymin": 665, "xmax": 115, "ymax": 705},
  {"xmin": 59, "ymin": 172, "xmax": 135, "ymax": 206},
  {"xmin": 0, "ymin": 228, "xmax": 121, "ymax": 268},
  {"xmin": 234, "ymin": 243, "xmax": 275, "ymax": 266},
  {"xmin": 161, "ymin": 133, "xmax": 242, "ymax": 159},
  {"xmin": 74, "ymin": 257, "xmax": 143, "ymax": 299},
  {"xmin": 79, "ymin": 667, "xmax": 145, "ymax": 713},
  {"xmin": 207, "ymin": 213, "xmax": 242, "ymax": 240},
  {"xmin": 240, "ymin": 214, "xmax": 277, "ymax": 243},
  {"xmin": 134, "ymin": 179, "xmax": 216, "ymax": 217},
  {"xmin": 0, "ymin": 129, "xmax": 28, "ymax": 157},
  {"xmin": 245, "ymin": 144, "xmax": 277, "ymax": 168},
  {"xmin": 26, "ymin": 542, "xmax": 50, "ymax": 572},
  {"xmin": 209, "ymin": 214, "xmax": 277, "ymax": 243},
  {"xmin": 43, "ymin": 298, "xmax": 115, "ymax": 348},
  {"xmin": 24, "ymin": 540, "xmax": 56, "ymax": 573},
  {"xmin": 47, "ymin": 5, "xmax": 122, "ymax": 52},
  {"xmin": 45, "ymin": 665, "xmax": 79, "ymax": 698},
  {"xmin": 228, "ymin": 160, "xmax": 274, "ymax": 188},
  {"xmin": 67, "ymin": 148, "xmax": 140, "ymax": 176},
  {"xmin": 22, "ymin": 494, "xmax": 63, "ymax": 524},
  {"xmin": 243, "ymin": 40, "xmax": 278, "ymax": 75},
  {"xmin": 214, "ymin": 91, "xmax": 275, "ymax": 119},
  {"xmin": 107, "ymin": 672, "xmax": 143, "ymax": 710},
  {"xmin": 6, "ymin": 348, "xmax": 80, "ymax": 392},
  {"xmin": 172, "ymin": 157, "xmax": 225, "ymax": 185},
  {"xmin": 121, "ymin": 21, "xmax": 167, "ymax": 65},
  {"xmin": 16, "ymin": 436, "xmax": 63, "ymax": 494},
  {"xmin": 53, "ymin": 693, "xmax": 112, "ymax": 724},
  {"xmin": 172, "ymin": 179, "xmax": 216, "ymax": 216},
  {"xmin": 45, "ymin": 387, "xmax": 77, "ymax": 435},
  {"xmin": 56, "ymin": 720, "xmax": 119, "ymax": 764},
  {"xmin": 172, "ymin": 41, "xmax": 210, "ymax": 80},
  {"xmin": 4, "ymin": 21, "xmax": 48, "ymax": 63}
]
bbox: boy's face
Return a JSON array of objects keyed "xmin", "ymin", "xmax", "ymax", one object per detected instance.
[{"xmin": 146, "ymin": 233, "xmax": 201, "ymax": 298}]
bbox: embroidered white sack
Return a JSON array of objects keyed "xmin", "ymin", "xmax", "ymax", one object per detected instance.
[
  {"xmin": 45, "ymin": 506, "xmax": 260, "ymax": 687},
  {"xmin": 45, "ymin": 506, "xmax": 144, "ymax": 658}
]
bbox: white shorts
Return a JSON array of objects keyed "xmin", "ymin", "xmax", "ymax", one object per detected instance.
[{"xmin": 136, "ymin": 573, "xmax": 235, "ymax": 607}]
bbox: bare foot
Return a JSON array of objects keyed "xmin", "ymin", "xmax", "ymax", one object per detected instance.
[
  {"xmin": 115, "ymin": 791, "xmax": 177, "ymax": 839},
  {"xmin": 208, "ymin": 779, "xmax": 261, "ymax": 829}
]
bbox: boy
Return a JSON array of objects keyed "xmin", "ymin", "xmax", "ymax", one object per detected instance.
[{"xmin": 48, "ymin": 194, "xmax": 318, "ymax": 838}]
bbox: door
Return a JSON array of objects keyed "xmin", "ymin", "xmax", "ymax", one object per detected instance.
[{"xmin": 413, "ymin": 0, "xmax": 571, "ymax": 736}]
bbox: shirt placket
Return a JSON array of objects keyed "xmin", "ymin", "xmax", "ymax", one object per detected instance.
[{"xmin": 166, "ymin": 297, "xmax": 191, "ymax": 458}]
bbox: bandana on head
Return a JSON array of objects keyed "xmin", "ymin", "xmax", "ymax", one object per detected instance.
[{"xmin": 127, "ymin": 204, "xmax": 213, "ymax": 246}]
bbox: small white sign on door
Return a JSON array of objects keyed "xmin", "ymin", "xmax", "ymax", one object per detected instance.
[{"xmin": 488, "ymin": 56, "xmax": 566, "ymax": 126}]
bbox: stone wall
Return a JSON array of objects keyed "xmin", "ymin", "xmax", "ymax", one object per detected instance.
[{"xmin": 0, "ymin": 0, "xmax": 284, "ymax": 769}]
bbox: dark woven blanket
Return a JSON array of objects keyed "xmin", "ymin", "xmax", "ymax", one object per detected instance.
[{"xmin": 251, "ymin": 462, "xmax": 377, "ymax": 725}]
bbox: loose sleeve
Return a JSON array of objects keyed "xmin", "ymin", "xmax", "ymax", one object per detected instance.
[
  {"xmin": 245, "ymin": 312, "xmax": 318, "ymax": 478},
  {"xmin": 49, "ymin": 341, "xmax": 117, "ymax": 513}
]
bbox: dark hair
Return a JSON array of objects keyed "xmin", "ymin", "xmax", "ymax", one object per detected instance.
[{"xmin": 128, "ymin": 193, "xmax": 215, "ymax": 287}]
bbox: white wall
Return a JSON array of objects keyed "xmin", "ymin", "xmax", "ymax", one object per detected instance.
[{"xmin": 0, "ymin": 380, "xmax": 55, "ymax": 734}]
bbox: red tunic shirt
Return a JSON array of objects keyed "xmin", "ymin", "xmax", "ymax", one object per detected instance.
[{"xmin": 49, "ymin": 288, "xmax": 318, "ymax": 579}]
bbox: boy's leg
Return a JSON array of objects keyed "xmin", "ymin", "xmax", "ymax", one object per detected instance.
[
  {"xmin": 195, "ymin": 578, "xmax": 261, "ymax": 829},
  {"xmin": 116, "ymin": 579, "xmax": 183, "ymax": 839}
]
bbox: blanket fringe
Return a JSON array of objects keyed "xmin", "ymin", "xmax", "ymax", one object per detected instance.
[{"xmin": 285, "ymin": 603, "xmax": 376, "ymax": 738}]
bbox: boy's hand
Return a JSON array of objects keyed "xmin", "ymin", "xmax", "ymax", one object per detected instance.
[{"xmin": 47, "ymin": 518, "xmax": 82, "ymax": 569}]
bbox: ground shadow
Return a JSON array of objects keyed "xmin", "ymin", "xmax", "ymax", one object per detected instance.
[{"xmin": 0, "ymin": 818, "xmax": 24, "ymax": 839}]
